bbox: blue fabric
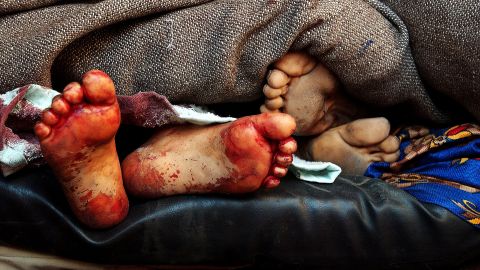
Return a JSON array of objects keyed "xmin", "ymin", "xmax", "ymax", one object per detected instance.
[{"xmin": 366, "ymin": 124, "xmax": 480, "ymax": 228}]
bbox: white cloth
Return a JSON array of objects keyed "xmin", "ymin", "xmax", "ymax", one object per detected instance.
[{"xmin": 0, "ymin": 85, "xmax": 59, "ymax": 176}]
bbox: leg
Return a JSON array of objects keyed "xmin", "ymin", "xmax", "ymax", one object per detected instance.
[
  {"xmin": 122, "ymin": 113, "xmax": 297, "ymax": 198},
  {"xmin": 261, "ymin": 52, "xmax": 364, "ymax": 136},
  {"xmin": 302, "ymin": 117, "xmax": 400, "ymax": 175},
  {"xmin": 34, "ymin": 70, "xmax": 128, "ymax": 229}
]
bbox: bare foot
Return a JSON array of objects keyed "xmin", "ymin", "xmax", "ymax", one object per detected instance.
[
  {"xmin": 121, "ymin": 113, "xmax": 297, "ymax": 198},
  {"xmin": 34, "ymin": 70, "xmax": 128, "ymax": 229},
  {"xmin": 260, "ymin": 52, "xmax": 363, "ymax": 136},
  {"xmin": 301, "ymin": 117, "xmax": 400, "ymax": 175}
]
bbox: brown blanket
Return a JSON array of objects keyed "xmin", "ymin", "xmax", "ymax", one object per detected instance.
[{"xmin": 1, "ymin": 0, "xmax": 479, "ymax": 123}]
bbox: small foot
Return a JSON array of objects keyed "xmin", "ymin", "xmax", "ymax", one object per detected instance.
[
  {"xmin": 261, "ymin": 52, "xmax": 361, "ymax": 135},
  {"xmin": 34, "ymin": 70, "xmax": 128, "ymax": 229},
  {"xmin": 305, "ymin": 117, "xmax": 400, "ymax": 175},
  {"xmin": 122, "ymin": 113, "xmax": 297, "ymax": 197}
]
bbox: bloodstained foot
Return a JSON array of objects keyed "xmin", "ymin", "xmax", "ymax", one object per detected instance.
[
  {"xmin": 261, "ymin": 52, "xmax": 364, "ymax": 135},
  {"xmin": 34, "ymin": 70, "xmax": 128, "ymax": 229},
  {"xmin": 121, "ymin": 113, "xmax": 297, "ymax": 198},
  {"xmin": 302, "ymin": 117, "xmax": 400, "ymax": 175}
]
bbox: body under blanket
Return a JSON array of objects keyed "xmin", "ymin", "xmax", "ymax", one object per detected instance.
[{"xmin": 0, "ymin": 0, "xmax": 479, "ymax": 124}]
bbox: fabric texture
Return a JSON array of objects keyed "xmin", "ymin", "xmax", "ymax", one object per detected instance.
[
  {"xmin": 366, "ymin": 124, "xmax": 480, "ymax": 228},
  {"xmin": 0, "ymin": 0, "xmax": 478, "ymax": 124},
  {"xmin": 0, "ymin": 85, "xmax": 55, "ymax": 175}
]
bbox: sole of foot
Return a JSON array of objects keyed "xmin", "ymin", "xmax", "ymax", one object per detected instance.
[
  {"xmin": 260, "ymin": 52, "xmax": 362, "ymax": 136},
  {"xmin": 34, "ymin": 70, "xmax": 128, "ymax": 229},
  {"xmin": 121, "ymin": 113, "xmax": 297, "ymax": 198},
  {"xmin": 303, "ymin": 117, "xmax": 400, "ymax": 175}
]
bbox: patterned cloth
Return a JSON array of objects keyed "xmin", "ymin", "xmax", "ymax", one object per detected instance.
[{"xmin": 366, "ymin": 124, "xmax": 480, "ymax": 228}]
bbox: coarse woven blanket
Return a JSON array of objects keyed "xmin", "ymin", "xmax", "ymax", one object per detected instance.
[{"xmin": 0, "ymin": 0, "xmax": 479, "ymax": 124}]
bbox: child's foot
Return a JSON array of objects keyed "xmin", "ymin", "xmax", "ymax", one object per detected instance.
[
  {"xmin": 260, "ymin": 52, "xmax": 363, "ymax": 136},
  {"xmin": 122, "ymin": 113, "xmax": 297, "ymax": 197},
  {"xmin": 302, "ymin": 117, "xmax": 400, "ymax": 175},
  {"xmin": 34, "ymin": 70, "xmax": 128, "ymax": 229}
]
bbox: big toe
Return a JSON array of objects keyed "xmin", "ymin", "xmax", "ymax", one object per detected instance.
[
  {"xmin": 82, "ymin": 70, "xmax": 116, "ymax": 105},
  {"xmin": 339, "ymin": 117, "xmax": 391, "ymax": 147},
  {"xmin": 252, "ymin": 113, "xmax": 296, "ymax": 140},
  {"xmin": 274, "ymin": 52, "xmax": 317, "ymax": 77}
]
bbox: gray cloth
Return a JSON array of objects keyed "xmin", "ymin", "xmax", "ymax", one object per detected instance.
[{"xmin": 0, "ymin": 0, "xmax": 478, "ymax": 123}]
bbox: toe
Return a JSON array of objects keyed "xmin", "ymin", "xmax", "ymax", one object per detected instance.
[
  {"xmin": 263, "ymin": 85, "xmax": 286, "ymax": 99},
  {"xmin": 262, "ymin": 176, "xmax": 281, "ymax": 189},
  {"xmin": 82, "ymin": 70, "xmax": 116, "ymax": 105},
  {"xmin": 275, "ymin": 152, "xmax": 293, "ymax": 167},
  {"xmin": 252, "ymin": 113, "xmax": 296, "ymax": 140},
  {"xmin": 51, "ymin": 96, "xmax": 71, "ymax": 115},
  {"xmin": 271, "ymin": 165, "xmax": 288, "ymax": 178},
  {"xmin": 278, "ymin": 138, "xmax": 297, "ymax": 154},
  {"xmin": 41, "ymin": 109, "xmax": 59, "ymax": 126},
  {"xmin": 260, "ymin": 105, "xmax": 280, "ymax": 113},
  {"xmin": 274, "ymin": 52, "xmax": 317, "ymax": 77},
  {"xmin": 34, "ymin": 122, "xmax": 51, "ymax": 139},
  {"xmin": 63, "ymin": 82, "xmax": 84, "ymax": 104},
  {"xmin": 259, "ymin": 105, "xmax": 280, "ymax": 113},
  {"xmin": 267, "ymin": 69, "xmax": 290, "ymax": 89},
  {"xmin": 265, "ymin": 96, "xmax": 284, "ymax": 110},
  {"xmin": 377, "ymin": 135, "xmax": 401, "ymax": 153}
]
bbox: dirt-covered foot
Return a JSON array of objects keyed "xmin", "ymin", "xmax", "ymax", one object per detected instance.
[
  {"xmin": 34, "ymin": 70, "xmax": 128, "ymax": 229},
  {"xmin": 260, "ymin": 52, "xmax": 363, "ymax": 136},
  {"xmin": 302, "ymin": 117, "xmax": 400, "ymax": 175},
  {"xmin": 122, "ymin": 113, "xmax": 297, "ymax": 198}
]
